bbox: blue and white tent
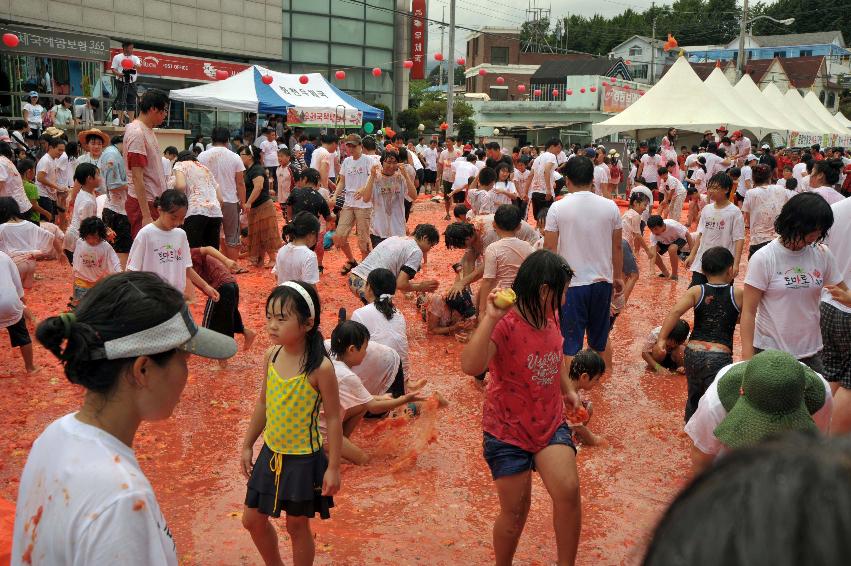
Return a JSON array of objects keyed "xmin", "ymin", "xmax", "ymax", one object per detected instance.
[{"xmin": 169, "ymin": 65, "xmax": 383, "ymax": 128}]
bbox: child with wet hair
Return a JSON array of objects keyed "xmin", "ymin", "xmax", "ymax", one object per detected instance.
[
  {"xmin": 642, "ymin": 319, "xmax": 690, "ymax": 373},
  {"xmin": 275, "ymin": 211, "xmax": 320, "ymax": 285},
  {"xmin": 452, "ymin": 203, "xmax": 470, "ymax": 223},
  {"xmin": 564, "ymin": 349, "xmax": 606, "ymax": 446},
  {"xmin": 70, "ymin": 217, "xmax": 121, "ymax": 305}
]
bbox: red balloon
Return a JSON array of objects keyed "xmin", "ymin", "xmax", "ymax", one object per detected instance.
[
  {"xmin": 2, "ymin": 33, "xmax": 19, "ymax": 48},
  {"xmin": 610, "ymin": 76, "xmax": 617, "ymax": 82},
  {"xmin": 215, "ymin": 69, "xmax": 228, "ymax": 80},
  {"xmin": 517, "ymin": 84, "xmax": 526, "ymax": 93},
  {"xmin": 625, "ymin": 59, "xmax": 632, "ymax": 65},
  {"xmin": 261, "ymin": 74, "xmax": 273, "ymax": 85},
  {"xmin": 299, "ymin": 75, "xmax": 309, "ymax": 84},
  {"xmin": 567, "ymin": 89, "xmax": 573, "ymax": 96},
  {"xmin": 478, "ymin": 68, "xmax": 487, "ymax": 77},
  {"xmin": 590, "ymin": 86, "xmax": 597, "ymax": 92},
  {"xmin": 624, "ymin": 84, "xmax": 631, "ymax": 90},
  {"xmin": 533, "ymin": 89, "xmax": 542, "ymax": 97},
  {"xmin": 495, "ymin": 76, "xmax": 505, "ymax": 85},
  {"xmin": 372, "ymin": 67, "xmax": 382, "ymax": 77},
  {"xmin": 434, "ymin": 53, "xmax": 444, "ymax": 61},
  {"xmin": 439, "ymin": 122, "xmax": 449, "ymax": 130},
  {"xmin": 403, "ymin": 60, "xmax": 414, "ymax": 69},
  {"xmin": 640, "ymin": 91, "xmax": 645, "ymax": 96},
  {"xmin": 580, "ymin": 87, "xmax": 586, "ymax": 93},
  {"xmin": 456, "ymin": 57, "xmax": 465, "ymax": 66},
  {"xmin": 602, "ymin": 81, "xmax": 608, "ymax": 87},
  {"xmin": 552, "ymin": 89, "xmax": 559, "ymax": 97},
  {"xmin": 335, "ymin": 70, "xmax": 346, "ymax": 80},
  {"xmin": 121, "ymin": 58, "xmax": 134, "ymax": 69}
]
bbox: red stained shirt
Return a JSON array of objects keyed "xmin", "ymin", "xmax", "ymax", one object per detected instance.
[
  {"xmin": 190, "ymin": 249, "xmax": 234, "ymax": 289},
  {"xmin": 483, "ymin": 309, "xmax": 565, "ymax": 453}
]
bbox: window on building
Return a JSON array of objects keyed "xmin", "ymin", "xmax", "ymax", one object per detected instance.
[
  {"xmin": 631, "ymin": 64, "xmax": 648, "ymax": 79},
  {"xmin": 827, "ymin": 92, "xmax": 836, "ymax": 109},
  {"xmin": 490, "ymin": 46, "xmax": 509, "ymax": 65},
  {"xmin": 800, "ymin": 49, "xmax": 813, "ymax": 57},
  {"xmin": 628, "ymin": 46, "xmax": 642, "ymax": 56},
  {"xmin": 773, "ymin": 50, "xmax": 785, "ymax": 58},
  {"xmin": 489, "ymin": 86, "xmax": 508, "ymax": 101},
  {"xmin": 819, "ymin": 90, "xmax": 826, "ymax": 103}
]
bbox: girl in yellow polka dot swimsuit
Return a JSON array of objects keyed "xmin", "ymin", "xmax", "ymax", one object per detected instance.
[{"xmin": 240, "ymin": 281, "xmax": 342, "ymax": 566}]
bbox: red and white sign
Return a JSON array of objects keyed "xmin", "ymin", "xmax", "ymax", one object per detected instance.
[
  {"xmin": 602, "ymin": 83, "xmax": 642, "ymax": 113},
  {"xmin": 410, "ymin": 0, "xmax": 427, "ymax": 80},
  {"xmin": 108, "ymin": 48, "xmax": 249, "ymax": 82}
]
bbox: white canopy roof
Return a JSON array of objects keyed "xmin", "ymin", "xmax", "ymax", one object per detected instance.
[
  {"xmin": 703, "ymin": 68, "xmax": 784, "ymax": 138},
  {"xmin": 762, "ymin": 84, "xmax": 823, "ymax": 135},
  {"xmin": 733, "ymin": 75, "xmax": 806, "ymax": 133},
  {"xmin": 836, "ymin": 111, "xmax": 851, "ymax": 128},
  {"xmin": 802, "ymin": 92, "xmax": 851, "ymax": 135},
  {"xmin": 785, "ymin": 89, "xmax": 845, "ymax": 135},
  {"xmin": 592, "ymin": 57, "xmax": 761, "ymax": 140}
]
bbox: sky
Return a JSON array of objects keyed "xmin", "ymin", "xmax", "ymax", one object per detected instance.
[{"xmin": 425, "ymin": 0, "xmax": 665, "ymax": 59}]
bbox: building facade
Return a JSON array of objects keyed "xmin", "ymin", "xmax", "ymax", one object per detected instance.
[
  {"xmin": 0, "ymin": 0, "xmax": 407, "ymax": 135},
  {"xmin": 608, "ymin": 35, "xmax": 677, "ymax": 85}
]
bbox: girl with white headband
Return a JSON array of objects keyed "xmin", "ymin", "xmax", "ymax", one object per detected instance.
[
  {"xmin": 12, "ymin": 271, "xmax": 237, "ymax": 565},
  {"xmin": 241, "ymin": 281, "xmax": 342, "ymax": 566}
]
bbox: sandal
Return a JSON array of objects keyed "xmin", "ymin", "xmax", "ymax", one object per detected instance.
[
  {"xmin": 340, "ymin": 260, "xmax": 358, "ymax": 275},
  {"xmin": 231, "ymin": 266, "xmax": 249, "ymax": 274}
]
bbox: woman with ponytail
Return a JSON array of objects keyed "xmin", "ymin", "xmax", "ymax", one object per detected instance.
[{"xmin": 12, "ymin": 271, "xmax": 236, "ymax": 564}]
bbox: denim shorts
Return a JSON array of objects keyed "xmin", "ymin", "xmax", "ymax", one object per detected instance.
[{"xmin": 483, "ymin": 423, "xmax": 576, "ymax": 480}]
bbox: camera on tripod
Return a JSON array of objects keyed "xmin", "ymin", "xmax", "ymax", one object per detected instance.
[{"xmin": 120, "ymin": 68, "xmax": 137, "ymax": 83}]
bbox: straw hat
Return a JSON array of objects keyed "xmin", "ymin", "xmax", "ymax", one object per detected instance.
[
  {"xmin": 714, "ymin": 350, "xmax": 823, "ymax": 449},
  {"xmin": 78, "ymin": 128, "xmax": 111, "ymax": 146}
]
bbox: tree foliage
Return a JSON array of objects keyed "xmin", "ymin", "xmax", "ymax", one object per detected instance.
[
  {"xmin": 427, "ymin": 65, "xmax": 466, "ymax": 87},
  {"xmin": 457, "ymin": 119, "xmax": 476, "ymax": 143},
  {"xmin": 397, "ymin": 108, "xmax": 420, "ymax": 133}
]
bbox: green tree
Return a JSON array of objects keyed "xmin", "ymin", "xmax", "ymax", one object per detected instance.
[
  {"xmin": 397, "ymin": 108, "xmax": 420, "ymax": 134},
  {"xmin": 427, "ymin": 65, "xmax": 465, "ymax": 87},
  {"xmin": 457, "ymin": 119, "xmax": 476, "ymax": 143},
  {"xmin": 415, "ymin": 98, "xmax": 475, "ymax": 130},
  {"xmin": 372, "ymin": 102, "xmax": 392, "ymax": 126},
  {"xmin": 408, "ymin": 79, "xmax": 431, "ymax": 108}
]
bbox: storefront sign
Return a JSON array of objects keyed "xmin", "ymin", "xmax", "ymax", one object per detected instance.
[
  {"xmin": 411, "ymin": 0, "xmax": 427, "ymax": 80},
  {"xmin": 286, "ymin": 107, "xmax": 363, "ymax": 128},
  {"xmin": 0, "ymin": 24, "xmax": 109, "ymax": 61},
  {"xmin": 602, "ymin": 83, "xmax": 642, "ymax": 113},
  {"xmin": 108, "ymin": 48, "xmax": 249, "ymax": 82}
]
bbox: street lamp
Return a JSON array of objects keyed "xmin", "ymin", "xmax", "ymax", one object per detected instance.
[{"xmin": 737, "ymin": 10, "xmax": 795, "ymax": 79}]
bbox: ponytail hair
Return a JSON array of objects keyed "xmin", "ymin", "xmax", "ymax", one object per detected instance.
[
  {"xmin": 265, "ymin": 282, "xmax": 327, "ymax": 375},
  {"xmin": 697, "ymin": 156, "xmax": 707, "ymax": 173},
  {"xmin": 154, "ymin": 188, "xmax": 188, "ymax": 214},
  {"xmin": 366, "ymin": 268, "xmax": 397, "ymax": 320},
  {"xmin": 282, "ymin": 210, "xmax": 320, "ymax": 242},
  {"xmin": 330, "ymin": 320, "xmax": 370, "ymax": 358},
  {"xmin": 35, "ymin": 272, "xmax": 184, "ymax": 394}
]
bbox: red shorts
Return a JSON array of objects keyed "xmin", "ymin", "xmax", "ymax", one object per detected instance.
[{"xmin": 125, "ymin": 196, "xmax": 160, "ymax": 239}]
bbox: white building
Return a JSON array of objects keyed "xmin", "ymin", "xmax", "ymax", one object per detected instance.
[{"xmin": 608, "ymin": 35, "xmax": 678, "ymax": 85}]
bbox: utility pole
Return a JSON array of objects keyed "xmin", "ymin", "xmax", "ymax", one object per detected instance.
[
  {"xmin": 446, "ymin": 0, "xmax": 455, "ymax": 136},
  {"xmin": 438, "ymin": 7, "xmax": 445, "ymax": 87},
  {"xmin": 650, "ymin": 2, "xmax": 656, "ymax": 84},
  {"xmin": 737, "ymin": 0, "xmax": 749, "ymax": 80}
]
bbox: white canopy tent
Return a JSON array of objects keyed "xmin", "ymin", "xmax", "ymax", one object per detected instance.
[
  {"xmin": 836, "ymin": 111, "xmax": 851, "ymax": 128},
  {"xmin": 762, "ymin": 84, "xmax": 823, "ymax": 135},
  {"xmin": 733, "ymin": 75, "xmax": 806, "ymax": 134},
  {"xmin": 786, "ymin": 89, "xmax": 846, "ymax": 136},
  {"xmin": 803, "ymin": 92, "xmax": 851, "ymax": 136},
  {"xmin": 592, "ymin": 57, "xmax": 765, "ymax": 140},
  {"xmin": 704, "ymin": 68, "xmax": 786, "ymax": 137},
  {"xmin": 169, "ymin": 65, "xmax": 384, "ymax": 129}
]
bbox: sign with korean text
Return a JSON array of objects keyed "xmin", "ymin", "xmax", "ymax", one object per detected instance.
[
  {"xmin": 108, "ymin": 48, "xmax": 249, "ymax": 82},
  {"xmin": 286, "ymin": 107, "xmax": 363, "ymax": 128},
  {"xmin": 0, "ymin": 24, "xmax": 109, "ymax": 61},
  {"xmin": 411, "ymin": 0, "xmax": 427, "ymax": 80},
  {"xmin": 787, "ymin": 131, "xmax": 851, "ymax": 149},
  {"xmin": 602, "ymin": 83, "xmax": 642, "ymax": 113}
]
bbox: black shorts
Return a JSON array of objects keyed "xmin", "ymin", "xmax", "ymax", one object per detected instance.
[
  {"xmin": 530, "ymin": 193, "xmax": 553, "ymax": 221},
  {"xmin": 102, "ymin": 208, "xmax": 132, "ymax": 253},
  {"xmin": 452, "ymin": 190, "xmax": 466, "ymax": 204},
  {"xmin": 7, "ymin": 315, "xmax": 31, "ymax": 348},
  {"xmin": 749, "ymin": 241, "xmax": 770, "ymax": 258},
  {"xmin": 114, "ymin": 81, "xmax": 138, "ymax": 111},
  {"xmin": 38, "ymin": 196, "xmax": 57, "ymax": 222},
  {"xmin": 656, "ymin": 238, "xmax": 687, "ymax": 255},
  {"xmin": 645, "ymin": 181, "xmax": 658, "ymax": 192},
  {"xmin": 182, "ymin": 215, "xmax": 222, "ymax": 249},
  {"xmin": 404, "ymin": 199, "xmax": 412, "ymax": 221},
  {"xmin": 424, "ymin": 170, "xmax": 437, "ymax": 184},
  {"xmin": 442, "ymin": 180, "xmax": 454, "ymax": 195}
]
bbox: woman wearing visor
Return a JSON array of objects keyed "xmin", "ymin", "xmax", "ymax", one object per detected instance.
[{"xmin": 11, "ymin": 271, "xmax": 236, "ymax": 565}]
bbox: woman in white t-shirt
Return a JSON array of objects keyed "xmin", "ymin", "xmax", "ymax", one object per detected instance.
[
  {"xmin": 13, "ymin": 271, "xmax": 236, "ymax": 566},
  {"xmin": 492, "ymin": 163, "xmax": 518, "ymax": 207},
  {"xmin": 275, "ymin": 211, "xmax": 320, "ymax": 285},
  {"xmin": 0, "ymin": 196, "xmax": 56, "ymax": 288},
  {"xmin": 808, "ymin": 159, "xmax": 846, "ymax": 206},
  {"xmin": 638, "ymin": 147, "xmax": 663, "ymax": 191},
  {"xmin": 22, "ymin": 93, "xmax": 44, "ymax": 137},
  {"xmin": 742, "ymin": 193, "xmax": 847, "ymax": 370},
  {"xmin": 351, "ymin": 268, "xmax": 413, "ymax": 389},
  {"xmin": 170, "ymin": 151, "xmax": 223, "ymax": 249},
  {"xmin": 127, "ymin": 189, "xmax": 220, "ymax": 301}
]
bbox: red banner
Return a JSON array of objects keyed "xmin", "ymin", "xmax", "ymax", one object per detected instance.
[
  {"xmin": 108, "ymin": 48, "xmax": 249, "ymax": 82},
  {"xmin": 411, "ymin": 0, "xmax": 427, "ymax": 80},
  {"xmin": 602, "ymin": 83, "xmax": 642, "ymax": 113}
]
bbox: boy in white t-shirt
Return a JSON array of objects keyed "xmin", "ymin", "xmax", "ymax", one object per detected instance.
[
  {"xmin": 685, "ymin": 172, "xmax": 745, "ymax": 288},
  {"xmin": 71, "ymin": 217, "xmax": 121, "ymax": 303},
  {"xmin": 63, "ymin": 162, "xmax": 100, "ymax": 264},
  {"xmin": 648, "ymin": 215, "xmax": 693, "ymax": 280}
]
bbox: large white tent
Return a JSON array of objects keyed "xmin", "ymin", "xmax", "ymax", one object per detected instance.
[
  {"xmin": 592, "ymin": 57, "xmax": 762, "ymax": 140},
  {"xmin": 785, "ymin": 89, "xmax": 845, "ymax": 136},
  {"xmin": 732, "ymin": 74, "xmax": 807, "ymax": 133},
  {"xmin": 836, "ymin": 112, "xmax": 851, "ymax": 128},
  {"xmin": 762, "ymin": 84, "xmax": 822, "ymax": 135},
  {"xmin": 169, "ymin": 65, "xmax": 383, "ymax": 128},
  {"xmin": 703, "ymin": 68, "xmax": 784, "ymax": 138},
  {"xmin": 803, "ymin": 92, "xmax": 851, "ymax": 136}
]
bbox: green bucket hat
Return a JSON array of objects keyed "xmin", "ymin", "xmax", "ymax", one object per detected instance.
[{"xmin": 714, "ymin": 350, "xmax": 821, "ymax": 450}]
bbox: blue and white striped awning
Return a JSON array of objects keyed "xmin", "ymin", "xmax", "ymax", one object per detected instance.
[{"xmin": 169, "ymin": 65, "xmax": 383, "ymax": 127}]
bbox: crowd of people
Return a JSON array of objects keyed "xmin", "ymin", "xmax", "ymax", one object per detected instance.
[{"xmin": 2, "ymin": 87, "xmax": 851, "ymax": 565}]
